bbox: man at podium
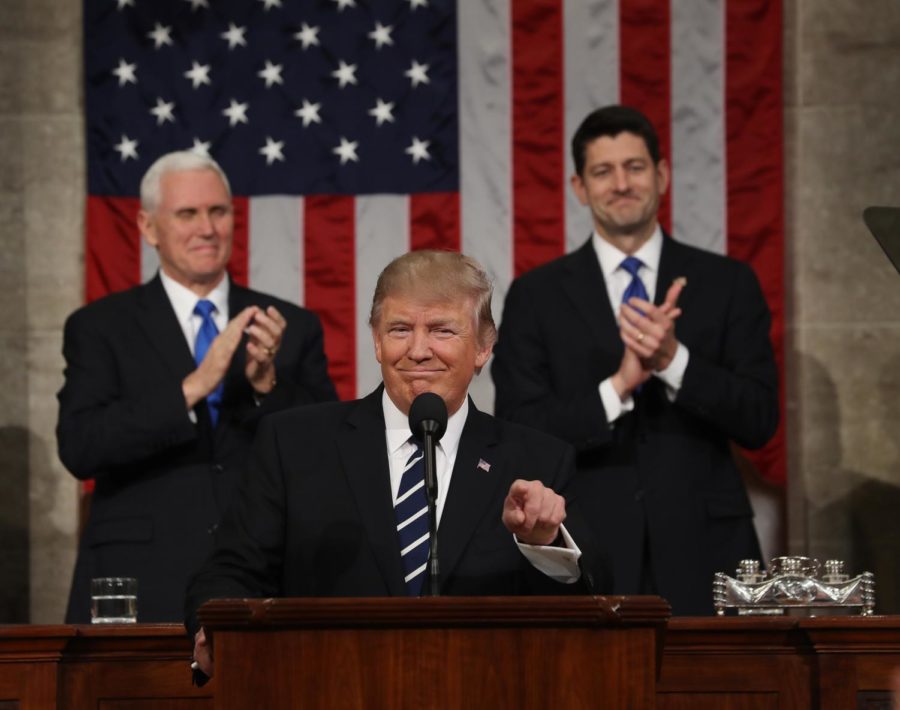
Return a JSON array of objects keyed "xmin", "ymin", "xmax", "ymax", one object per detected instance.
[{"xmin": 186, "ymin": 250, "xmax": 606, "ymax": 678}]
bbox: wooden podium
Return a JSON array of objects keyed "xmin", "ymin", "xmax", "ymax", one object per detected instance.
[{"xmin": 198, "ymin": 595, "xmax": 671, "ymax": 709}]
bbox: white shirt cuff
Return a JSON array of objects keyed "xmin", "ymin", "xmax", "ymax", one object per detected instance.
[
  {"xmin": 599, "ymin": 377, "xmax": 634, "ymax": 425},
  {"xmin": 653, "ymin": 342, "xmax": 690, "ymax": 401},
  {"xmin": 515, "ymin": 523, "xmax": 582, "ymax": 584}
]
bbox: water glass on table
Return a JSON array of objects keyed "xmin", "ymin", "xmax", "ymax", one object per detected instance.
[{"xmin": 90, "ymin": 577, "xmax": 138, "ymax": 623}]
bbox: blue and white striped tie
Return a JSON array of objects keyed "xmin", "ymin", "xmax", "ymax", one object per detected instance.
[{"xmin": 395, "ymin": 441, "xmax": 430, "ymax": 596}]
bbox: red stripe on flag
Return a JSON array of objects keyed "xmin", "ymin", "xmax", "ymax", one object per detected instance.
[
  {"xmin": 304, "ymin": 195, "xmax": 356, "ymax": 401},
  {"xmin": 228, "ymin": 196, "xmax": 250, "ymax": 287},
  {"xmin": 619, "ymin": 0, "xmax": 672, "ymax": 232},
  {"xmin": 511, "ymin": 0, "xmax": 565, "ymax": 277},
  {"xmin": 726, "ymin": 0, "xmax": 786, "ymax": 485},
  {"xmin": 410, "ymin": 192, "xmax": 461, "ymax": 252},
  {"xmin": 85, "ymin": 196, "xmax": 141, "ymax": 302}
]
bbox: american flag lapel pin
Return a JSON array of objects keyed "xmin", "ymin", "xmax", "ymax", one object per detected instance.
[{"xmin": 477, "ymin": 458, "xmax": 491, "ymax": 473}]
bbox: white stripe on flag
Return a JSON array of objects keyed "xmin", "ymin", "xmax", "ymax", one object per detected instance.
[
  {"xmin": 671, "ymin": 0, "xmax": 727, "ymax": 255},
  {"xmin": 355, "ymin": 195, "xmax": 410, "ymax": 398},
  {"xmin": 563, "ymin": 0, "xmax": 620, "ymax": 253},
  {"xmin": 249, "ymin": 195, "xmax": 305, "ymax": 304},
  {"xmin": 141, "ymin": 236, "xmax": 159, "ymax": 284},
  {"xmin": 458, "ymin": 0, "xmax": 512, "ymax": 414}
]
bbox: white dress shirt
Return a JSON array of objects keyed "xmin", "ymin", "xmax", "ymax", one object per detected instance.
[
  {"xmin": 159, "ymin": 271, "xmax": 230, "ymax": 422},
  {"xmin": 158, "ymin": 270, "xmax": 230, "ymax": 355},
  {"xmin": 381, "ymin": 390, "xmax": 582, "ymax": 583},
  {"xmin": 592, "ymin": 226, "xmax": 690, "ymax": 423}
]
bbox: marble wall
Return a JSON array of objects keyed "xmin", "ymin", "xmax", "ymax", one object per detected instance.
[
  {"xmin": 0, "ymin": 0, "xmax": 82, "ymax": 622},
  {"xmin": 1, "ymin": 1, "xmax": 899, "ymax": 621},
  {"xmin": 785, "ymin": 0, "xmax": 900, "ymax": 611}
]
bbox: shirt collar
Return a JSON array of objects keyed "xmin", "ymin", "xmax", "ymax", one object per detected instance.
[
  {"xmin": 592, "ymin": 224, "xmax": 664, "ymax": 281},
  {"xmin": 382, "ymin": 389, "xmax": 468, "ymax": 457},
  {"xmin": 158, "ymin": 269, "xmax": 230, "ymax": 324}
]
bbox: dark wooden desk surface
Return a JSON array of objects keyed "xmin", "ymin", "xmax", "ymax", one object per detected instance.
[{"xmin": 2, "ymin": 610, "xmax": 898, "ymax": 709}]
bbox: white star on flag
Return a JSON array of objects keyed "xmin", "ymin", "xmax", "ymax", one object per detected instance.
[
  {"xmin": 149, "ymin": 98, "xmax": 176, "ymax": 125},
  {"xmin": 332, "ymin": 61, "xmax": 358, "ymax": 88},
  {"xmin": 331, "ymin": 0, "xmax": 356, "ymax": 10},
  {"xmin": 333, "ymin": 137, "xmax": 359, "ymax": 164},
  {"xmin": 294, "ymin": 23, "xmax": 320, "ymax": 49},
  {"xmin": 113, "ymin": 135, "xmax": 138, "ymax": 161},
  {"xmin": 294, "ymin": 100, "xmax": 322, "ymax": 127},
  {"xmin": 111, "ymin": 59, "xmax": 137, "ymax": 87},
  {"xmin": 184, "ymin": 0, "xmax": 209, "ymax": 10},
  {"xmin": 258, "ymin": 61, "xmax": 284, "ymax": 87},
  {"xmin": 190, "ymin": 138, "xmax": 211, "ymax": 157},
  {"xmin": 220, "ymin": 23, "xmax": 247, "ymax": 50},
  {"xmin": 407, "ymin": 0, "xmax": 428, "ymax": 10},
  {"xmin": 405, "ymin": 137, "xmax": 431, "ymax": 164},
  {"xmin": 258, "ymin": 0, "xmax": 282, "ymax": 9},
  {"xmin": 369, "ymin": 99, "xmax": 395, "ymax": 126},
  {"xmin": 222, "ymin": 99, "xmax": 249, "ymax": 127},
  {"xmin": 147, "ymin": 23, "xmax": 173, "ymax": 49},
  {"xmin": 368, "ymin": 22, "xmax": 394, "ymax": 49},
  {"xmin": 115, "ymin": 0, "xmax": 134, "ymax": 9},
  {"xmin": 259, "ymin": 137, "xmax": 285, "ymax": 164},
  {"xmin": 405, "ymin": 60, "xmax": 430, "ymax": 87},
  {"xmin": 184, "ymin": 62, "xmax": 211, "ymax": 88}
]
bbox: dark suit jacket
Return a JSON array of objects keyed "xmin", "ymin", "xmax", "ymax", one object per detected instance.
[
  {"xmin": 57, "ymin": 275, "xmax": 337, "ymax": 623},
  {"xmin": 185, "ymin": 388, "xmax": 605, "ymax": 635},
  {"xmin": 491, "ymin": 237, "xmax": 779, "ymax": 615}
]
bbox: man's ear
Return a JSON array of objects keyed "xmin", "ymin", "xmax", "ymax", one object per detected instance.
[
  {"xmin": 473, "ymin": 341, "xmax": 493, "ymax": 374},
  {"xmin": 655, "ymin": 158, "xmax": 670, "ymax": 196},
  {"xmin": 137, "ymin": 210, "xmax": 158, "ymax": 248},
  {"xmin": 570, "ymin": 173, "xmax": 589, "ymax": 206},
  {"xmin": 372, "ymin": 327, "xmax": 383, "ymax": 364}
]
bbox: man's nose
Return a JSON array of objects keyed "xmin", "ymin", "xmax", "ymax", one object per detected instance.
[
  {"xmin": 196, "ymin": 211, "xmax": 216, "ymax": 235},
  {"xmin": 612, "ymin": 167, "xmax": 630, "ymax": 192},
  {"xmin": 407, "ymin": 330, "xmax": 432, "ymax": 360}
]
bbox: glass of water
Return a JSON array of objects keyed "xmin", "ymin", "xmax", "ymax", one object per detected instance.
[{"xmin": 90, "ymin": 577, "xmax": 138, "ymax": 623}]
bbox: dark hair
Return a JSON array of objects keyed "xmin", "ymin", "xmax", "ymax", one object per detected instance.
[{"xmin": 571, "ymin": 105, "xmax": 661, "ymax": 176}]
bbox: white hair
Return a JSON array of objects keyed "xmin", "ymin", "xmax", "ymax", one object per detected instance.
[{"xmin": 139, "ymin": 151, "xmax": 231, "ymax": 213}]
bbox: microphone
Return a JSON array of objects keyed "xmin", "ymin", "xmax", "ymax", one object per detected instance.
[
  {"xmin": 408, "ymin": 392, "xmax": 447, "ymax": 596},
  {"xmin": 408, "ymin": 391, "xmax": 448, "ymax": 443}
]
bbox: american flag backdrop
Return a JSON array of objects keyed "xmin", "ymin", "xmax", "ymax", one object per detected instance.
[{"xmin": 84, "ymin": 0, "xmax": 785, "ymax": 483}]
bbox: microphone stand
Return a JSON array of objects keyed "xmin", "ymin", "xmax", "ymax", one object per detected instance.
[{"xmin": 421, "ymin": 427, "xmax": 440, "ymax": 596}]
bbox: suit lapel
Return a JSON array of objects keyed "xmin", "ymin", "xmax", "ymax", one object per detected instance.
[
  {"xmin": 220, "ymin": 282, "xmax": 252, "ymax": 415},
  {"xmin": 655, "ymin": 233, "xmax": 691, "ymax": 308},
  {"xmin": 136, "ymin": 276, "xmax": 196, "ymax": 379},
  {"xmin": 561, "ymin": 239, "xmax": 622, "ymax": 355},
  {"xmin": 338, "ymin": 388, "xmax": 407, "ymax": 596},
  {"xmin": 438, "ymin": 402, "xmax": 509, "ymax": 584}
]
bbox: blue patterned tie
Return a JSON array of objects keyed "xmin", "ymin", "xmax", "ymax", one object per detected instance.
[
  {"xmin": 395, "ymin": 441, "xmax": 430, "ymax": 596},
  {"xmin": 620, "ymin": 256, "xmax": 649, "ymax": 310},
  {"xmin": 193, "ymin": 299, "xmax": 223, "ymax": 427}
]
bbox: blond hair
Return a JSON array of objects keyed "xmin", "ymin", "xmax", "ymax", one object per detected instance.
[{"xmin": 369, "ymin": 250, "xmax": 496, "ymax": 348}]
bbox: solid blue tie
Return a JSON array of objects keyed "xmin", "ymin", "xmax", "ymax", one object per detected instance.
[
  {"xmin": 193, "ymin": 299, "xmax": 223, "ymax": 427},
  {"xmin": 620, "ymin": 256, "xmax": 649, "ymax": 309},
  {"xmin": 395, "ymin": 441, "xmax": 430, "ymax": 596}
]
